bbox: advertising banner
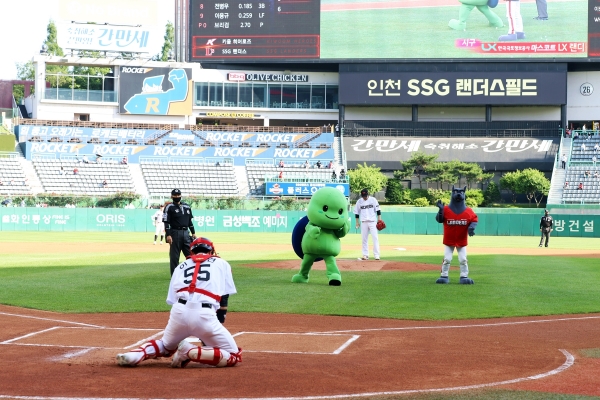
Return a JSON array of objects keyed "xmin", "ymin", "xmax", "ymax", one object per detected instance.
[
  {"xmin": 57, "ymin": 23, "xmax": 155, "ymax": 53},
  {"xmin": 24, "ymin": 142, "xmax": 334, "ymax": 165},
  {"xmin": 265, "ymin": 182, "xmax": 350, "ymax": 197},
  {"xmin": 119, "ymin": 67, "xmax": 193, "ymax": 115},
  {"xmin": 344, "ymin": 137, "xmax": 559, "ymax": 170},
  {"xmin": 0, "ymin": 208, "xmax": 597, "ymax": 237},
  {"xmin": 59, "ymin": 0, "xmax": 160, "ymax": 26},
  {"xmin": 339, "ymin": 72, "xmax": 567, "ymax": 105},
  {"xmin": 16, "ymin": 126, "xmax": 161, "ymax": 141}
]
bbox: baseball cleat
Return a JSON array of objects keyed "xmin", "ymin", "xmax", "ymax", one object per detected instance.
[
  {"xmin": 329, "ymin": 279, "xmax": 341, "ymax": 286},
  {"xmin": 171, "ymin": 340, "xmax": 195, "ymax": 368},
  {"xmin": 498, "ymin": 33, "xmax": 517, "ymax": 41},
  {"xmin": 459, "ymin": 277, "xmax": 474, "ymax": 284},
  {"xmin": 539, "ymin": 244, "xmax": 543, "ymax": 247},
  {"xmin": 116, "ymin": 351, "xmax": 144, "ymax": 366},
  {"xmin": 358, "ymin": 256, "xmax": 369, "ymax": 261},
  {"xmin": 436, "ymin": 276, "xmax": 450, "ymax": 284},
  {"xmin": 375, "ymin": 257, "xmax": 380, "ymax": 261}
]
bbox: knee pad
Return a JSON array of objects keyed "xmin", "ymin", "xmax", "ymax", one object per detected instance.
[{"xmin": 188, "ymin": 347, "xmax": 242, "ymax": 367}]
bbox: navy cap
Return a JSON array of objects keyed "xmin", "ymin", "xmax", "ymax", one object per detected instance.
[
  {"xmin": 171, "ymin": 189, "xmax": 182, "ymax": 196},
  {"xmin": 360, "ymin": 189, "xmax": 369, "ymax": 196}
]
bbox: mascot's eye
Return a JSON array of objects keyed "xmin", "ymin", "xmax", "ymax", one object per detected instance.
[
  {"xmin": 338, "ymin": 208, "xmax": 343, "ymax": 215},
  {"xmin": 322, "ymin": 205, "xmax": 329, "ymax": 212}
]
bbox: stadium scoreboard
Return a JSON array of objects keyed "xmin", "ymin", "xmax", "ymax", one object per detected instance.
[
  {"xmin": 190, "ymin": 0, "xmax": 320, "ymax": 59},
  {"xmin": 190, "ymin": 0, "xmax": 597, "ymax": 61}
]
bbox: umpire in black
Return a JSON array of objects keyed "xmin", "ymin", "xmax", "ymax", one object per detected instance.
[
  {"xmin": 539, "ymin": 209, "xmax": 554, "ymax": 248},
  {"xmin": 164, "ymin": 189, "xmax": 196, "ymax": 275}
]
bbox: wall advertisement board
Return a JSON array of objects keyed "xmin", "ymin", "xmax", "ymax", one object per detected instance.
[
  {"xmin": 23, "ymin": 142, "xmax": 334, "ymax": 165},
  {"xmin": 344, "ymin": 137, "xmax": 558, "ymax": 170},
  {"xmin": 0, "ymin": 208, "xmax": 597, "ymax": 237},
  {"xmin": 119, "ymin": 67, "xmax": 193, "ymax": 115},
  {"xmin": 339, "ymin": 71, "xmax": 567, "ymax": 105},
  {"xmin": 265, "ymin": 182, "xmax": 350, "ymax": 197}
]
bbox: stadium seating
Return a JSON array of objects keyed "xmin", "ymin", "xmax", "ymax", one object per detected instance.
[
  {"xmin": 246, "ymin": 164, "xmax": 340, "ymax": 196},
  {"xmin": 570, "ymin": 136, "xmax": 600, "ymax": 162},
  {"xmin": 140, "ymin": 161, "xmax": 238, "ymax": 197},
  {"xmin": 33, "ymin": 160, "xmax": 135, "ymax": 195},
  {"xmin": 562, "ymin": 165, "xmax": 600, "ymax": 203},
  {"xmin": 0, "ymin": 158, "xmax": 32, "ymax": 195}
]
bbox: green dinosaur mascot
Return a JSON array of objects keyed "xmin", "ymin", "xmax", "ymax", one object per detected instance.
[
  {"xmin": 448, "ymin": 0, "xmax": 503, "ymax": 31},
  {"xmin": 291, "ymin": 187, "xmax": 350, "ymax": 286}
]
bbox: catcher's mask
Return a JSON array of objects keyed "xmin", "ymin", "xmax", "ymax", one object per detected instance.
[{"xmin": 190, "ymin": 237, "xmax": 216, "ymax": 255}]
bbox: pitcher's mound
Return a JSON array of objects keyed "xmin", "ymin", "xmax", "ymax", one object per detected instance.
[{"xmin": 243, "ymin": 259, "xmax": 439, "ymax": 272}]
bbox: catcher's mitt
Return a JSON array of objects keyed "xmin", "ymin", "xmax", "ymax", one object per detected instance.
[{"xmin": 376, "ymin": 220, "xmax": 386, "ymax": 231}]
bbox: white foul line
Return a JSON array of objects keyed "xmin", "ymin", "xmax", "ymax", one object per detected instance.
[
  {"xmin": 332, "ymin": 335, "xmax": 360, "ymax": 355},
  {"xmin": 307, "ymin": 315, "xmax": 600, "ymax": 334},
  {"xmin": 0, "ymin": 312, "xmax": 103, "ymax": 328},
  {"xmin": 0, "ymin": 349, "xmax": 577, "ymax": 400}
]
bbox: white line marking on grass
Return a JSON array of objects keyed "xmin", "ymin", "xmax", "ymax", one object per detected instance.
[
  {"xmin": 0, "ymin": 349, "xmax": 576, "ymax": 400},
  {"xmin": 307, "ymin": 315, "xmax": 600, "ymax": 334},
  {"xmin": 0, "ymin": 312, "xmax": 103, "ymax": 328}
]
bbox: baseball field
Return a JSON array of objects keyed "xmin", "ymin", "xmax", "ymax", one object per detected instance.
[{"xmin": 1, "ymin": 231, "xmax": 599, "ymax": 399}]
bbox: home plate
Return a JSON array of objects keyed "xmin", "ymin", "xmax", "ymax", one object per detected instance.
[{"xmin": 395, "ymin": 248, "xmax": 406, "ymax": 251}]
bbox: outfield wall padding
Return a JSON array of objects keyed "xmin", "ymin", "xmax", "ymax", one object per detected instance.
[{"xmin": 0, "ymin": 208, "xmax": 598, "ymax": 237}]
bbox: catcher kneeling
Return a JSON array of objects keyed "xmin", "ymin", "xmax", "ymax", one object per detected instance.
[{"xmin": 435, "ymin": 186, "xmax": 478, "ymax": 284}]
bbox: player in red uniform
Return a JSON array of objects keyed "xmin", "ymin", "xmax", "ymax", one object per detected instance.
[{"xmin": 435, "ymin": 186, "xmax": 478, "ymax": 284}]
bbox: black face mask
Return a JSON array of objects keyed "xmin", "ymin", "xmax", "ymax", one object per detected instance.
[{"xmin": 173, "ymin": 197, "xmax": 181, "ymax": 204}]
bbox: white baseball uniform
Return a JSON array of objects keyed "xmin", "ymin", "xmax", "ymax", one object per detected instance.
[
  {"xmin": 354, "ymin": 196, "xmax": 380, "ymax": 259},
  {"xmin": 162, "ymin": 255, "xmax": 238, "ymax": 353},
  {"xmin": 116, "ymin": 254, "xmax": 240, "ymax": 367},
  {"xmin": 153, "ymin": 209, "xmax": 165, "ymax": 235}
]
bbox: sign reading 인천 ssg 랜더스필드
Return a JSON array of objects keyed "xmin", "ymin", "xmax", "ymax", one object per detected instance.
[
  {"xmin": 265, "ymin": 182, "xmax": 349, "ymax": 197},
  {"xmin": 339, "ymin": 71, "xmax": 567, "ymax": 105},
  {"xmin": 119, "ymin": 67, "xmax": 193, "ymax": 116}
]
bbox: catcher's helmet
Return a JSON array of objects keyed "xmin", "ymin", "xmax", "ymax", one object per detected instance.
[
  {"xmin": 190, "ymin": 237, "xmax": 215, "ymax": 255},
  {"xmin": 171, "ymin": 188, "xmax": 182, "ymax": 196}
]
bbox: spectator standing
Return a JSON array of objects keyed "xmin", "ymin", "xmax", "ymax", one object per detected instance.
[
  {"xmin": 278, "ymin": 160, "xmax": 284, "ymax": 168},
  {"xmin": 303, "ymin": 160, "xmax": 309, "ymax": 169},
  {"xmin": 328, "ymin": 160, "xmax": 333, "ymax": 169},
  {"xmin": 561, "ymin": 153, "xmax": 567, "ymax": 169},
  {"xmin": 581, "ymin": 143, "xmax": 586, "ymax": 152},
  {"xmin": 595, "ymin": 171, "xmax": 600, "ymax": 179},
  {"xmin": 594, "ymin": 143, "xmax": 599, "ymax": 153},
  {"xmin": 164, "ymin": 189, "xmax": 197, "ymax": 276},
  {"xmin": 316, "ymin": 160, "xmax": 322, "ymax": 169},
  {"xmin": 278, "ymin": 171, "xmax": 283, "ymax": 179},
  {"xmin": 335, "ymin": 123, "xmax": 339, "ymax": 135},
  {"xmin": 121, "ymin": 157, "xmax": 128, "ymax": 165},
  {"xmin": 331, "ymin": 170, "xmax": 337, "ymax": 181},
  {"xmin": 82, "ymin": 155, "xmax": 89, "ymax": 164},
  {"xmin": 593, "ymin": 156, "xmax": 597, "ymax": 166},
  {"xmin": 339, "ymin": 169, "xmax": 346, "ymax": 180}
]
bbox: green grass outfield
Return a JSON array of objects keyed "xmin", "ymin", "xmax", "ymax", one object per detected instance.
[
  {"xmin": 0, "ymin": 231, "xmax": 599, "ymax": 319},
  {"xmin": 320, "ymin": 0, "xmax": 587, "ymax": 59}
]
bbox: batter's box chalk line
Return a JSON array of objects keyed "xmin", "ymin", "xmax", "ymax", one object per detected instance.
[
  {"xmin": 0, "ymin": 350, "xmax": 577, "ymax": 400},
  {"xmin": 232, "ymin": 331, "xmax": 360, "ymax": 355}
]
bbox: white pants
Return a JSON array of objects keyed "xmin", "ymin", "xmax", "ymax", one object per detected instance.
[
  {"xmin": 161, "ymin": 302, "xmax": 238, "ymax": 354},
  {"xmin": 154, "ymin": 222, "xmax": 165, "ymax": 236},
  {"xmin": 506, "ymin": 0, "xmax": 523, "ymax": 34},
  {"xmin": 361, "ymin": 220, "xmax": 380, "ymax": 258},
  {"xmin": 441, "ymin": 245, "xmax": 469, "ymax": 278}
]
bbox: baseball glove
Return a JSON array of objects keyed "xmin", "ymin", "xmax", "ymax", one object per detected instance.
[{"xmin": 376, "ymin": 220, "xmax": 386, "ymax": 231}]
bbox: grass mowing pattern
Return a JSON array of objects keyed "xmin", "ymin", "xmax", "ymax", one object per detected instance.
[
  {"xmin": 320, "ymin": 1, "xmax": 587, "ymax": 59},
  {"xmin": 0, "ymin": 232, "xmax": 599, "ymax": 318}
]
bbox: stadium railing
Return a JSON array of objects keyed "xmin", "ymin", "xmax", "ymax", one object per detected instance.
[{"xmin": 344, "ymin": 128, "xmax": 563, "ymax": 138}]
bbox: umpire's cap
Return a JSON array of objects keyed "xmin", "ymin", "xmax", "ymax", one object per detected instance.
[
  {"xmin": 360, "ymin": 188, "xmax": 369, "ymax": 197},
  {"xmin": 171, "ymin": 188, "xmax": 182, "ymax": 196},
  {"xmin": 544, "ymin": 209, "xmax": 549, "ymax": 214}
]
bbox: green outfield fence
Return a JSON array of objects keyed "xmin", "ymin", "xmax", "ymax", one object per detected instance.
[{"xmin": 0, "ymin": 207, "xmax": 598, "ymax": 237}]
